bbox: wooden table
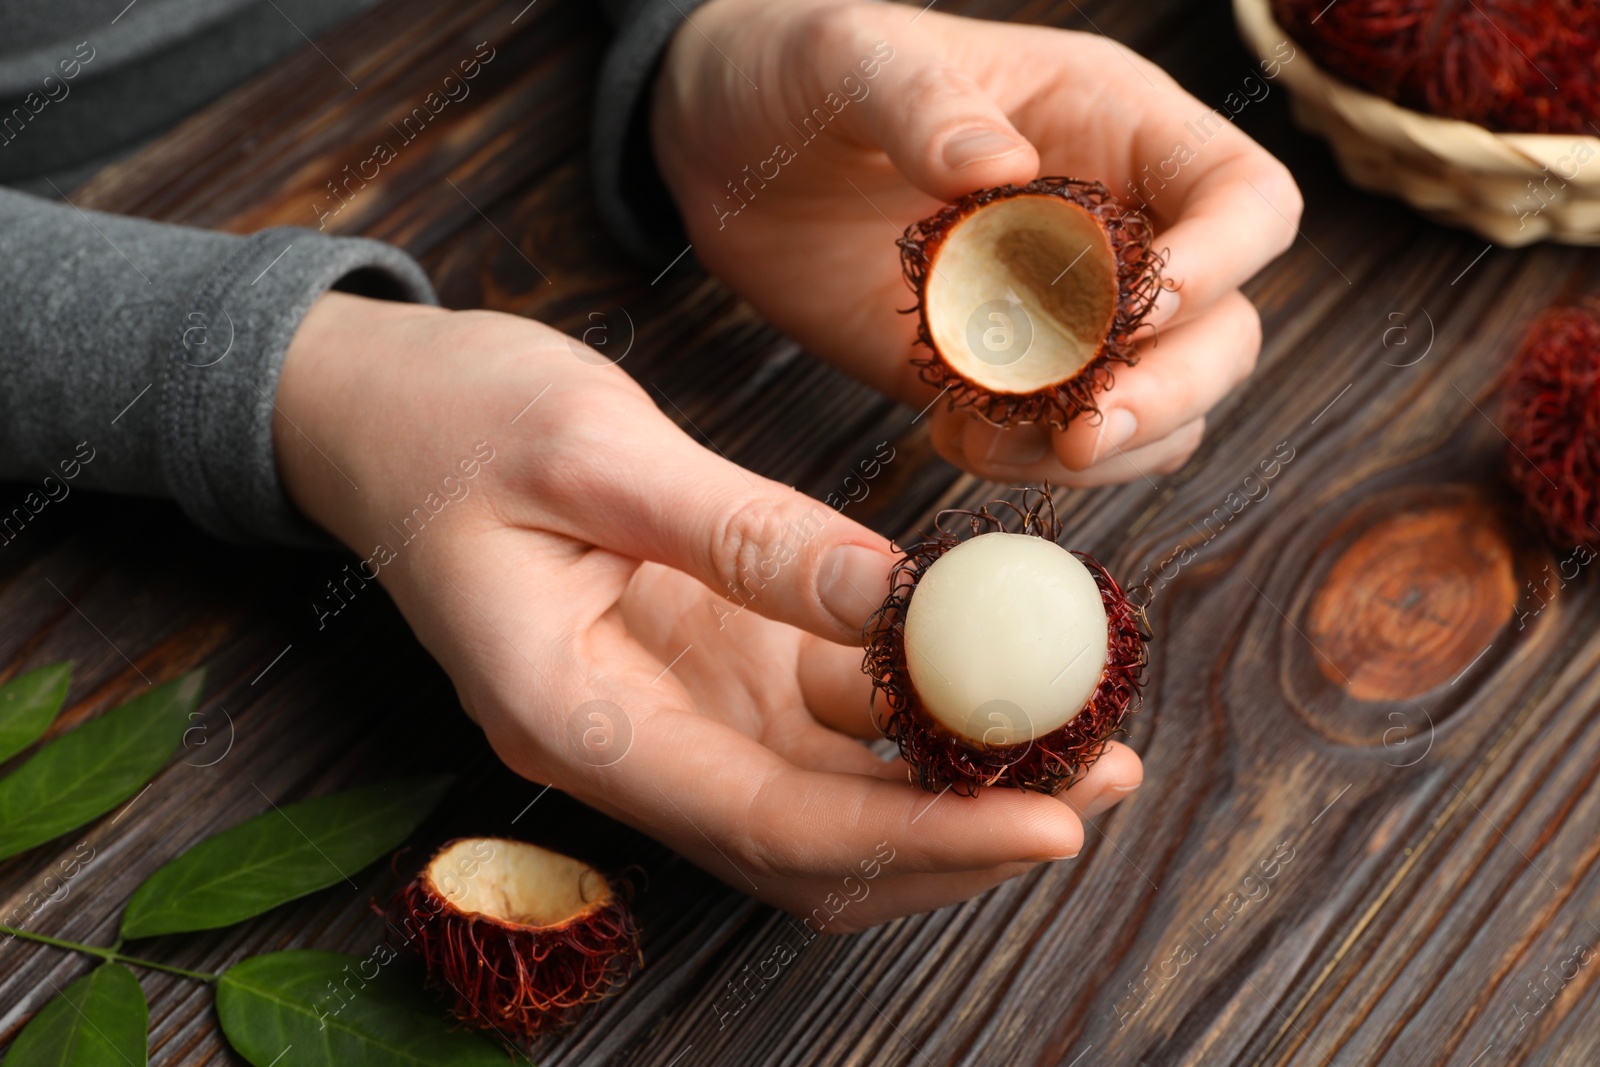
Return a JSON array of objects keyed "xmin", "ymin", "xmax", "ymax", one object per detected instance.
[{"xmin": 4, "ymin": 0, "xmax": 1598, "ymax": 1063}]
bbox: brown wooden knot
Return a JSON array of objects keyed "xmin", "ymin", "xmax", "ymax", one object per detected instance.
[{"xmin": 1306, "ymin": 498, "xmax": 1516, "ymax": 702}]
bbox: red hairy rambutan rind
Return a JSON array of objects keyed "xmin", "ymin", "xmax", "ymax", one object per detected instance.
[
  {"xmin": 1503, "ymin": 302, "xmax": 1600, "ymax": 549},
  {"xmin": 1271, "ymin": 0, "xmax": 1600, "ymax": 133},
  {"xmin": 385, "ymin": 838, "xmax": 641, "ymax": 1038},
  {"xmin": 863, "ymin": 491, "xmax": 1150, "ymax": 796}
]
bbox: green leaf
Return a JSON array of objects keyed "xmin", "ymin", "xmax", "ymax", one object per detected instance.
[
  {"xmin": 0, "ymin": 662, "xmax": 71, "ymax": 764},
  {"xmin": 216, "ymin": 952, "xmax": 505, "ymax": 1067},
  {"xmin": 119, "ymin": 775, "xmax": 452, "ymax": 939},
  {"xmin": 3, "ymin": 962, "xmax": 148, "ymax": 1066},
  {"xmin": 0, "ymin": 672, "xmax": 202, "ymax": 862}
]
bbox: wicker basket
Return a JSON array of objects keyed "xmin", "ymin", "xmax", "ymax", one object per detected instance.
[{"xmin": 1233, "ymin": 0, "xmax": 1600, "ymax": 246}]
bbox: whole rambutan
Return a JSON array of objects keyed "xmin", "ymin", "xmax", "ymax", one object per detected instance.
[
  {"xmin": 1503, "ymin": 302, "xmax": 1600, "ymax": 548},
  {"xmin": 863, "ymin": 491, "xmax": 1149, "ymax": 796},
  {"xmin": 386, "ymin": 838, "xmax": 640, "ymax": 1037},
  {"xmin": 1271, "ymin": 0, "xmax": 1600, "ymax": 134},
  {"xmin": 899, "ymin": 178, "xmax": 1166, "ymax": 430}
]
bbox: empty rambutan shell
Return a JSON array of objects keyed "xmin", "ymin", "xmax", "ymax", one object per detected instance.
[
  {"xmin": 386, "ymin": 837, "xmax": 640, "ymax": 1037},
  {"xmin": 899, "ymin": 177, "xmax": 1166, "ymax": 429},
  {"xmin": 1503, "ymin": 302, "xmax": 1600, "ymax": 549},
  {"xmin": 863, "ymin": 492, "xmax": 1149, "ymax": 795}
]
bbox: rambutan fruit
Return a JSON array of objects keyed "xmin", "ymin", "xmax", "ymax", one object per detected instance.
[
  {"xmin": 898, "ymin": 177, "xmax": 1166, "ymax": 429},
  {"xmin": 1270, "ymin": 0, "xmax": 1600, "ymax": 134},
  {"xmin": 863, "ymin": 492, "xmax": 1149, "ymax": 796},
  {"xmin": 386, "ymin": 838, "xmax": 640, "ymax": 1037},
  {"xmin": 1503, "ymin": 302, "xmax": 1600, "ymax": 549}
]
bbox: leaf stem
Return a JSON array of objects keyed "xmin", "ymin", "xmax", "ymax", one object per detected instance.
[{"xmin": 0, "ymin": 924, "xmax": 219, "ymax": 982}]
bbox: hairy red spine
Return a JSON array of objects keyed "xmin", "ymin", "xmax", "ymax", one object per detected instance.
[
  {"xmin": 1272, "ymin": 0, "xmax": 1600, "ymax": 133},
  {"xmin": 385, "ymin": 850, "xmax": 641, "ymax": 1038},
  {"xmin": 1504, "ymin": 302, "xmax": 1600, "ymax": 549}
]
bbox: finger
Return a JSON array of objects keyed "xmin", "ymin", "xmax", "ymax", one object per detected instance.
[
  {"xmin": 593, "ymin": 706, "xmax": 1083, "ymax": 877},
  {"xmin": 674, "ymin": 753, "xmax": 1138, "ymax": 930},
  {"xmin": 609, "ymin": 563, "xmax": 896, "ymax": 779},
  {"xmin": 1053, "ymin": 741, "xmax": 1143, "ymax": 821},
  {"xmin": 1051, "ymin": 417, "xmax": 1205, "ymax": 486},
  {"xmin": 945, "ymin": 21, "xmax": 1302, "ymax": 322},
  {"xmin": 1077, "ymin": 54, "xmax": 1301, "ymax": 325},
  {"xmin": 775, "ymin": 862, "xmax": 1039, "ymax": 934},
  {"xmin": 797, "ymin": 634, "xmax": 880, "ymax": 740},
  {"xmin": 764, "ymin": 716, "xmax": 897, "ymax": 780},
  {"xmin": 802, "ymin": 6, "xmax": 1039, "ymax": 199},
  {"xmin": 1150, "ymin": 147, "xmax": 1303, "ymax": 327},
  {"xmin": 749, "ymin": 763, "xmax": 1084, "ymax": 876},
  {"xmin": 533, "ymin": 390, "xmax": 896, "ymax": 645},
  {"xmin": 960, "ymin": 417, "xmax": 1054, "ymax": 471},
  {"xmin": 1053, "ymin": 290, "xmax": 1260, "ymax": 470},
  {"xmin": 932, "ymin": 408, "xmax": 1204, "ymax": 486}
]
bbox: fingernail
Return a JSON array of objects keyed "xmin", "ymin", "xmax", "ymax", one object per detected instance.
[
  {"xmin": 1082, "ymin": 781, "xmax": 1140, "ymax": 820},
  {"xmin": 1035, "ymin": 850, "xmax": 1081, "ymax": 863},
  {"xmin": 979, "ymin": 425, "xmax": 1049, "ymax": 467},
  {"xmin": 819, "ymin": 544, "xmax": 893, "ymax": 633},
  {"xmin": 1089, "ymin": 409, "xmax": 1138, "ymax": 465},
  {"xmin": 943, "ymin": 129, "xmax": 1024, "ymax": 170},
  {"xmin": 1147, "ymin": 287, "xmax": 1181, "ymax": 329}
]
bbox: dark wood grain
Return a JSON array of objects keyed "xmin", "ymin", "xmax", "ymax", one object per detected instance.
[{"xmin": 3, "ymin": 0, "xmax": 1599, "ymax": 1064}]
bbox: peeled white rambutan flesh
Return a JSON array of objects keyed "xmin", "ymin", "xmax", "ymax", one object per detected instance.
[
  {"xmin": 904, "ymin": 533, "xmax": 1110, "ymax": 744},
  {"xmin": 864, "ymin": 494, "xmax": 1149, "ymax": 795}
]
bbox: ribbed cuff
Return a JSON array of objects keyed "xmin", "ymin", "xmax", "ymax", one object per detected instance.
[
  {"xmin": 592, "ymin": 0, "xmax": 711, "ymax": 265},
  {"xmin": 0, "ymin": 186, "xmax": 437, "ymax": 551},
  {"xmin": 158, "ymin": 226, "xmax": 437, "ymax": 547}
]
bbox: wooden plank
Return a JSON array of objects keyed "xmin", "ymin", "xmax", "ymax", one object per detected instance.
[{"xmin": 2, "ymin": 0, "xmax": 1598, "ymax": 1063}]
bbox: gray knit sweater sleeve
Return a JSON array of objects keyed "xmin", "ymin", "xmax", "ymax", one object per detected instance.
[
  {"xmin": 592, "ymin": 0, "xmax": 710, "ymax": 264},
  {"xmin": 0, "ymin": 187, "xmax": 437, "ymax": 546},
  {"xmin": 0, "ymin": 1, "xmax": 690, "ymax": 551}
]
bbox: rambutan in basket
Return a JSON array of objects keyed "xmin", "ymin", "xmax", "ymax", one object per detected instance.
[{"xmin": 1233, "ymin": 0, "xmax": 1600, "ymax": 247}]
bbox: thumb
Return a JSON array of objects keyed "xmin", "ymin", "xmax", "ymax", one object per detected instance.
[
  {"xmin": 557, "ymin": 408, "xmax": 897, "ymax": 645},
  {"xmin": 844, "ymin": 25, "xmax": 1039, "ymax": 199}
]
